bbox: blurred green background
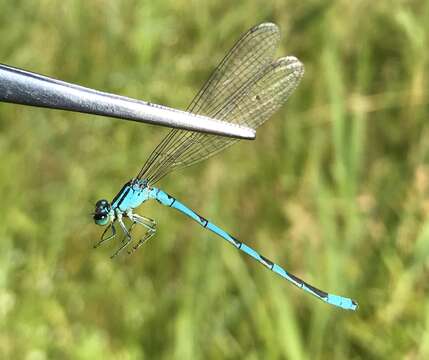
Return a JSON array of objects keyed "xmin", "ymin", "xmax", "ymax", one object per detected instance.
[{"xmin": 1, "ymin": 0, "xmax": 429, "ymax": 359}]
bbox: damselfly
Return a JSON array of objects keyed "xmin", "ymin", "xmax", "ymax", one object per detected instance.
[{"xmin": 93, "ymin": 23, "xmax": 357, "ymax": 311}]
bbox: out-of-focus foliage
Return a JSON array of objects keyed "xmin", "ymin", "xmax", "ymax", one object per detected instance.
[{"xmin": 1, "ymin": 1, "xmax": 429, "ymax": 358}]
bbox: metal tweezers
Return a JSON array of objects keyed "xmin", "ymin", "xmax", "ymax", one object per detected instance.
[{"xmin": 0, "ymin": 64, "xmax": 255, "ymax": 140}]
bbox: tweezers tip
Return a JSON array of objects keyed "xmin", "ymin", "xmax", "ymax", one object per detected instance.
[{"xmin": 244, "ymin": 128, "xmax": 256, "ymax": 140}]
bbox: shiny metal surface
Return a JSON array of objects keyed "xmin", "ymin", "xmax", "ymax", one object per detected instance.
[{"xmin": 0, "ymin": 64, "xmax": 256, "ymax": 139}]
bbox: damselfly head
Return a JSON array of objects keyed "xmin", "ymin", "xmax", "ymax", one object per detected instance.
[{"xmin": 93, "ymin": 199, "xmax": 111, "ymax": 226}]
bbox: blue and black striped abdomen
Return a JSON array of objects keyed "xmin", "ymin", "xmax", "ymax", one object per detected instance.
[{"xmin": 154, "ymin": 188, "xmax": 357, "ymax": 311}]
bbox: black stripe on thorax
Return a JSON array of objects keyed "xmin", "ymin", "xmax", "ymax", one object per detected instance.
[{"xmin": 112, "ymin": 181, "xmax": 132, "ymax": 209}]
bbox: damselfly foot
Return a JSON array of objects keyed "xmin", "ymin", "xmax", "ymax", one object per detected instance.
[
  {"xmin": 128, "ymin": 227, "xmax": 156, "ymax": 255},
  {"xmin": 110, "ymin": 216, "xmax": 135, "ymax": 258},
  {"xmin": 94, "ymin": 223, "xmax": 116, "ymax": 248}
]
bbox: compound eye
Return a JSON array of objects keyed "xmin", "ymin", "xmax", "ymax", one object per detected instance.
[
  {"xmin": 94, "ymin": 212, "xmax": 106, "ymax": 219},
  {"xmin": 93, "ymin": 212, "xmax": 109, "ymax": 226},
  {"xmin": 95, "ymin": 199, "xmax": 109, "ymax": 209}
]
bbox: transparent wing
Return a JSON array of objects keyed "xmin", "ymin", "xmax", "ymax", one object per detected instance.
[{"xmin": 137, "ymin": 23, "xmax": 303, "ymax": 184}]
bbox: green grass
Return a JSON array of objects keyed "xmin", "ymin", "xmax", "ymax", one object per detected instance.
[{"xmin": 1, "ymin": 0, "xmax": 429, "ymax": 358}]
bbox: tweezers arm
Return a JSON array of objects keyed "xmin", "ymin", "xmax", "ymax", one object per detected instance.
[{"xmin": 0, "ymin": 64, "xmax": 255, "ymax": 140}]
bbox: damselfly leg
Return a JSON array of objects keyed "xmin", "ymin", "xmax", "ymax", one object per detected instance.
[
  {"xmin": 111, "ymin": 212, "xmax": 135, "ymax": 258},
  {"xmin": 128, "ymin": 228, "xmax": 156, "ymax": 254},
  {"xmin": 94, "ymin": 223, "xmax": 117, "ymax": 248},
  {"xmin": 109, "ymin": 211, "xmax": 157, "ymax": 257},
  {"xmin": 130, "ymin": 213, "xmax": 156, "ymax": 229},
  {"xmin": 127, "ymin": 213, "xmax": 157, "ymax": 254}
]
